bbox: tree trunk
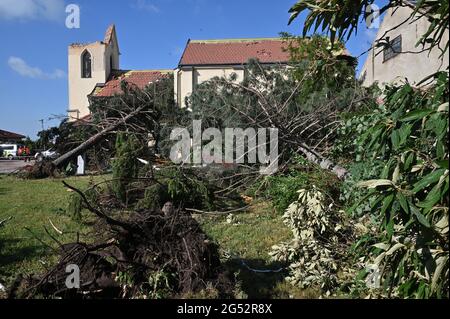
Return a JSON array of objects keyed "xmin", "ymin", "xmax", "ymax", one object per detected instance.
[
  {"xmin": 52, "ymin": 106, "xmax": 145, "ymax": 167},
  {"xmin": 297, "ymin": 143, "xmax": 348, "ymax": 179}
]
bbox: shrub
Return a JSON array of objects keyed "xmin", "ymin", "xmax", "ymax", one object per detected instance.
[
  {"xmin": 258, "ymin": 156, "xmax": 340, "ymax": 212},
  {"xmin": 135, "ymin": 184, "xmax": 169, "ymax": 211},
  {"xmin": 343, "ymin": 72, "xmax": 449, "ymax": 298},
  {"xmin": 66, "ymin": 185, "xmax": 99, "ymax": 221},
  {"xmin": 270, "ymin": 187, "xmax": 356, "ymax": 294},
  {"xmin": 112, "ymin": 132, "xmax": 140, "ymax": 203},
  {"xmin": 67, "ymin": 192, "xmax": 83, "ymax": 221},
  {"xmin": 162, "ymin": 168, "xmax": 215, "ymax": 210}
]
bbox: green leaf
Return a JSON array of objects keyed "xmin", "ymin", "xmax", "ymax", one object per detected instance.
[
  {"xmin": 404, "ymin": 152, "xmax": 415, "ymax": 171},
  {"xmin": 398, "ymin": 124, "xmax": 412, "ymax": 146},
  {"xmin": 417, "ymin": 183, "xmax": 442, "ymax": 209},
  {"xmin": 397, "ymin": 192, "xmax": 409, "ymax": 214},
  {"xmin": 399, "ymin": 109, "xmax": 433, "ymax": 122},
  {"xmin": 391, "ymin": 129, "xmax": 400, "ymax": 150},
  {"xmin": 381, "ymin": 193, "xmax": 395, "ymax": 219},
  {"xmin": 412, "ymin": 169, "xmax": 446, "ymax": 193},
  {"xmin": 386, "ymin": 218, "xmax": 395, "ymax": 238},
  {"xmin": 410, "ymin": 204, "xmax": 431, "ymax": 228},
  {"xmin": 436, "ymin": 160, "xmax": 449, "ymax": 169}
]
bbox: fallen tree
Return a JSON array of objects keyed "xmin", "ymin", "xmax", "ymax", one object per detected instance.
[
  {"xmin": 24, "ymin": 78, "xmax": 183, "ymax": 178},
  {"xmin": 8, "ymin": 181, "xmax": 232, "ymax": 299},
  {"xmin": 187, "ymin": 39, "xmax": 374, "ymax": 181},
  {"xmin": 52, "ymin": 104, "xmax": 147, "ymax": 168}
]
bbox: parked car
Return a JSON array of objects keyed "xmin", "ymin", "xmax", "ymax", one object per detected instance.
[
  {"xmin": 35, "ymin": 148, "xmax": 59, "ymax": 162},
  {"xmin": 0, "ymin": 144, "xmax": 18, "ymax": 159}
]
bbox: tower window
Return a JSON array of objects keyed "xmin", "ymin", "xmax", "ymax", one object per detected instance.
[
  {"xmin": 81, "ymin": 50, "xmax": 92, "ymax": 78},
  {"xmin": 383, "ymin": 35, "xmax": 402, "ymax": 62},
  {"xmin": 110, "ymin": 55, "xmax": 114, "ymax": 70}
]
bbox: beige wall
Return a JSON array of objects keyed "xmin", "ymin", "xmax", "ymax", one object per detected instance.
[
  {"xmin": 175, "ymin": 66, "xmax": 245, "ymax": 108},
  {"xmin": 360, "ymin": 6, "xmax": 449, "ymax": 87},
  {"xmin": 68, "ymin": 37, "xmax": 119, "ymax": 120}
]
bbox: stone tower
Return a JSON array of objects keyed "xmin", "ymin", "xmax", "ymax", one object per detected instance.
[{"xmin": 67, "ymin": 24, "xmax": 120, "ymax": 120}]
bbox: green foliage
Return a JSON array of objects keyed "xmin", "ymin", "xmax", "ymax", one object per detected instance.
[
  {"xmin": 161, "ymin": 168, "xmax": 215, "ymax": 210},
  {"xmin": 345, "ymin": 72, "xmax": 449, "ymax": 298},
  {"xmin": 288, "ymin": 0, "xmax": 449, "ymax": 55},
  {"xmin": 282, "ymin": 34, "xmax": 357, "ymax": 106},
  {"xmin": 35, "ymin": 126, "xmax": 60, "ymax": 150},
  {"xmin": 66, "ymin": 182, "xmax": 99, "ymax": 221},
  {"xmin": 257, "ymin": 156, "xmax": 339, "ymax": 212},
  {"xmin": 146, "ymin": 269, "xmax": 176, "ymax": 299},
  {"xmin": 112, "ymin": 132, "xmax": 140, "ymax": 203},
  {"xmin": 67, "ymin": 192, "xmax": 83, "ymax": 221},
  {"xmin": 22, "ymin": 137, "xmax": 36, "ymax": 154},
  {"xmin": 136, "ymin": 183, "xmax": 168, "ymax": 211},
  {"xmin": 270, "ymin": 187, "xmax": 355, "ymax": 294},
  {"xmin": 89, "ymin": 76, "xmax": 189, "ymax": 159},
  {"xmin": 136, "ymin": 166, "xmax": 216, "ymax": 211},
  {"xmin": 339, "ymin": 161, "xmax": 383, "ymax": 216}
]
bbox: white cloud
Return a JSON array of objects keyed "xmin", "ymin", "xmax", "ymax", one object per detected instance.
[
  {"xmin": 365, "ymin": 28, "xmax": 378, "ymax": 43},
  {"xmin": 8, "ymin": 56, "xmax": 65, "ymax": 79},
  {"xmin": 131, "ymin": 0, "xmax": 160, "ymax": 13},
  {"xmin": 0, "ymin": 0, "xmax": 65, "ymax": 21}
]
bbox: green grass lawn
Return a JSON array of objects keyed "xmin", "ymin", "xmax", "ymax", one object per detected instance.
[
  {"xmin": 0, "ymin": 175, "xmax": 311, "ymax": 298},
  {"xmin": 0, "ymin": 175, "xmax": 106, "ymax": 287},
  {"xmin": 197, "ymin": 202, "xmax": 316, "ymax": 299}
]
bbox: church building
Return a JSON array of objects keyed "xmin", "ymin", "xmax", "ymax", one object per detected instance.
[
  {"xmin": 67, "ymin": 25, "xmax": 292, "ymax": 119},
  {"xmin": 67, "ymin": 25, "xmax": 171, "ymax": 121}
]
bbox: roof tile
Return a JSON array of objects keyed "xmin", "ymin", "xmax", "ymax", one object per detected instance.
[
  {"xmin": 93, "ymin": 70, "xmax": 172, "ymax": 97},
  {"xmin": 179, "ymin": 38, "xmax": 290, "ymax": 66}
]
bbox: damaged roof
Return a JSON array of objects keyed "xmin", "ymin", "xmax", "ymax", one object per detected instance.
[{"xmin": 91, "ymin": 70, "xmax": 172, "ymax": 97}]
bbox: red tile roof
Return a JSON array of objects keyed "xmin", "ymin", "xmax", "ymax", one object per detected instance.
[
  {"xmin": 0, "ymin": 129, "xmax": 25, "ymax": 140},
  {"xmin": 92, "ymin": 70, "xmax": 172, "ymax": 97},
  {"xmin": 179, "ymin": 38, "xmax": 290, "ymax": 66}
]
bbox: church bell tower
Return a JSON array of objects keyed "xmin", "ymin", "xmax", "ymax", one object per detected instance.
[{"xmin": 67, "ymin": 24, "xmax": 120, "ymax": 120}]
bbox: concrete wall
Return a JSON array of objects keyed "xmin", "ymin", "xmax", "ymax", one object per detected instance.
[
  {"xmin": 68, "ymin": 36, "xmax": 119, "ymax": 120},
  {"xmin": 68, "ymin": 42, "xmax": 106, "ymax": 120},
  {"xmin": 174, "ymin": 66, "xmax": 245, "ymax": 108},
  {"xmin": 360, "ymin": 6, "xmax": 449, "ymax": 87}
]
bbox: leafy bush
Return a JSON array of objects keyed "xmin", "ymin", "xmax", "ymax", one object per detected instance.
[
  {"xmin": 67, "ymin": 192, "xmax": 83, "ymax": 221},
  {"xmin": 258, "ymin": 157, "xmax": 340, "ymax": 212},
  {"xmin": 345, "ymin": 72, "xmax": 449, "ymax": 298},
  {"xmin": 66, "ymin": 183, "xmax": 99, "ymax": 221},
  {"xmin": 136, "ymin": 167, "xmax": 215, "ymax": 211},
  {"xmin": 270, "ymin": 187, "xmax": 355, "ymax": 294},
  {"xmin": 135, "ymin": 183, "xmax": 169, "ymax": 211},
  {"xmin": 112, "ymin": 132, "xmax": 140, "ymax": 203},
  {"xmin": 162, "ymin": 168, "xmax": 215, "ymax": 210}
]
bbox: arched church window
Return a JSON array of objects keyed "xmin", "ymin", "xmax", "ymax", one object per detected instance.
[{"xmin": 81, "ymin": 50, "xmax": 92, "ymax": 78}]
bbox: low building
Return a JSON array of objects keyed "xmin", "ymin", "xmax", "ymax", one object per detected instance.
[
  {"xmin": 0, "ymin": 129, "xmax": 25, "ymax": 144},
  {"xmin": 174, "ymin": 38, "xmax": 291, "ymax": 107},
  {"xmin": 359, "ymin": 1, "xmax": 449, "ymax": 87}
]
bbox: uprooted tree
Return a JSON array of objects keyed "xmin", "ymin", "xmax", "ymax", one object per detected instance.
[
  {"xmin": 187, "ymin": 35, "xmax": 375, "ymax": 183},
  {"xmin": 9, "ymin": 179, "xmax": 232, "ymax": 299},
  {"xmin": 26, "ymin": 76, "xmax": 190, "ymax": 178}
]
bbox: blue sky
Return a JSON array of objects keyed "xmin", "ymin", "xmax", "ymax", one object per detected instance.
[{"xmin": 0, "ymin": 0, "xmax": 384, "ymax": 138}]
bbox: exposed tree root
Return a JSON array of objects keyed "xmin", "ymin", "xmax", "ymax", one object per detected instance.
[{"xmin": 8, "ymin": 182, "xmax": 233, "ymax": 299}]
